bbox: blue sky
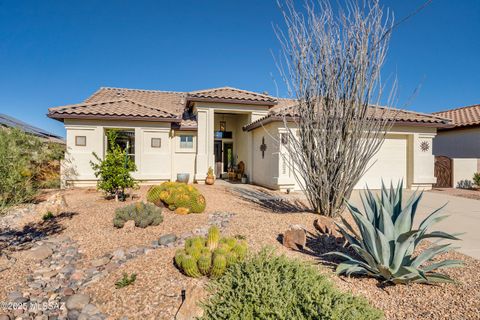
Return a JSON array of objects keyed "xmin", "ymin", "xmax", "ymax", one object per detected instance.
[{"xmin": 0, "ymin": 0, "xmax": 479, "ymax": 137}]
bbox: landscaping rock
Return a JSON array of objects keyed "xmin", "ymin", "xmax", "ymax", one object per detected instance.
[
  {"xmin": 81, "ymin": 303, "xmax": 99, "ymax": 315},
  {"xmin": 123, "ymin": 220, "xmax": 135, "ymax": 231},
  {"xmin": 112, "ymin": 248, "xmax": 126, "ymax": 260},
  {"xmin": 66, "ymin": 294, "xmax": 90, "ymax": 310},
  {"xmin": 158, "ymin": 234, "xmax": 177, "ymax": 246},
  {"xmin": 0, "ymin": 314, "xmax": 10, "ymax": 320},
  {"xmin": 91, "ymin": 256, "xmax": 111, "ymax": 268},
  {"xmin": 282, "ymin": 225, "xmax": 306, "ymax": 250},
  {"xmin": 176, "ymin": 285, "xmax": 207, "ymax": 320},
  {"xmin": 29, "ymin": 245, "xmax": 53, "ymax": 260}
]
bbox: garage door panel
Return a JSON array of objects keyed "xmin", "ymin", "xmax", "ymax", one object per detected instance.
[{"xmin": 354, "ymin": 135, "xmax": 408, "ymax": 190}]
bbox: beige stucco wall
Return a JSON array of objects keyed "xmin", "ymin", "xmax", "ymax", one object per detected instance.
[
  {"xmin": 452, "ymin": 158, "xmax": 479, "ymax": 187},
  {"xmin": 249, "ymin": 123, "xmax": 438, "ymax": 191},
  {"xmin": 62, "ymin": 119, "xmax": 184, "ymax": 187},
  {"xmin": 433, "ymin": 127, "xmax": 480, "ymax": 158},
  {"xmin": 251, "ymin": 122, "xmax": 280, "ymax": 189}
]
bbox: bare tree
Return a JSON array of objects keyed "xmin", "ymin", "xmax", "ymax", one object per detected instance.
[{"xmin": 275, "ymin": 0, "xmax": 397, "ymax": 217}]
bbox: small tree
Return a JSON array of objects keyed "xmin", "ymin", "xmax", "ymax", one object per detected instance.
[
  {"xmin": 473, "ymin": 172, "xmax": 480, "ymax": 187},
  {"xmin": 90, "ymin": 130, "xmax": 137, "ymax": 201}
]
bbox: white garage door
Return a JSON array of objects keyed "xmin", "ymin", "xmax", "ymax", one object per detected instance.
[{"xmin": 355, "ymin": 135, "xmax": 408, "ymax": 189}]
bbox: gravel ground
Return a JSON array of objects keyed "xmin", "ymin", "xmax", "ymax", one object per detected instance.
[
  {"xmin": 429, "ymin": 187, "xmax": 480, "ymax": 201},
  {"xmin": 1, "ymin": 183, "xmax": 479, "ymax": 319}
]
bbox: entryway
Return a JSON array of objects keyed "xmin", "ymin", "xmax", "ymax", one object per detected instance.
[{"xmin": 214, "ymin": 140, "xmax": 234, "ymax": 178}]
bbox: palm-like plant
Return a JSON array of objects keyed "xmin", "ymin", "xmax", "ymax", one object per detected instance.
[{"xmin": 329, "ymin": 181, "xmax": 463, "ymax": 284}]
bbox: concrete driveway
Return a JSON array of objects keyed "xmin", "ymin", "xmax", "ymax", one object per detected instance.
[{"xmin": 349, "ymin": 190, "xmax": 480, "ymax": 259}]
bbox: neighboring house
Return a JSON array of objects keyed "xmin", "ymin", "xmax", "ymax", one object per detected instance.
[
  {"xmin": 0, "ymin": 113, "xmax": 64, "ymax": 144},
  {"xmin": 47, "ymin": 86, "xmax": 450, "ymax": 190},
  {"xmin": 432, "ymin": 104, "xmax": 480, "ymax": 187}
]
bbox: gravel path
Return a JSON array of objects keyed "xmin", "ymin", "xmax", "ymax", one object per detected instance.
[{"xmin": 1, "ymin": 184, "xmax": 479, "ymax": 319}]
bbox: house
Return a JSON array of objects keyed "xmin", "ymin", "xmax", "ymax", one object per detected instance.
[
  {"xmin": 432, "ymin": 104, "xmax": 480, "ymax": 187},
  {"xmin": 48, "ymin": 86, "xmax": 450, "ymax": 190},
  {"xmin": 1, "ymin": 113, "xmax": 64, "ymax": 144}
]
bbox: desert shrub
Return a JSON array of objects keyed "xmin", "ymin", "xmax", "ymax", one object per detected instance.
[
  {"xmin": 329, "ymin": 181, "xmax": 463, "ymax": 284},
  {"xmin": 472, "ymin": 173, "xmax": 480, "ymax": 187},
  {"xmin": 457, "ymin": 179, "xmax": 474, "ymax": 189},
  {"xmin": 0, "ymin": 127, "xmax": 64, "ymax": 212},
  {"xmin": 113, "ymin": 202, "xmax": 163, "ymax": 228},
  {"xmin": 42, "ymin": 211, "xmax": 54, "ymax": 221},
  {"xmin": 201, "ymin": 248, "xmax": 382, "ymax": 320},
  {"xmin": 174, "ymin": 226, "xmax": 247, "ymax": 278},
  {"xmin": 115, "ymin": 272, "xmax": 137, "ymax": 288},
  {"xmin": 147, "ymin": 181, "xmax": 206, "ymax": 213},
  {"xmin": 90, "ymin": 130, "xmax": 137, "ymax": 201}
]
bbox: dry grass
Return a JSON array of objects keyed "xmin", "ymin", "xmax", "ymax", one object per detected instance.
[{"xmin": 1, "ymin": 183, "xmax": 479, "ymax": 320}]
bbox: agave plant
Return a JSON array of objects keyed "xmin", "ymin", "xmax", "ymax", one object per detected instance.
[{"xmin": 328, "ymin": 181, "xmax": 463, "ymax": 284}]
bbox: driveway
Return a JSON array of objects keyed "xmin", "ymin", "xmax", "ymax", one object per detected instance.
[{"xmin": 349, "ymin": 190, "xmax": 480, "ymax": 259}]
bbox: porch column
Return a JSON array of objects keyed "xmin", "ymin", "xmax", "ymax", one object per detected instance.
[{"xmin": 195, "ymin": 107, "xmax": 214, "ymax": 182}]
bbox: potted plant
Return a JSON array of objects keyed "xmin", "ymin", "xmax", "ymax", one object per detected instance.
[
  {"xmin": 206, "ymin": 167, "xmax": 215, "ymax": 185},
  {"xmin": 176, "ymin": 173, "xmax": 190, "ymax": 184},
  {"xmin": 241, "ymin": 174, "xmax": 248, "ymax": 184}
]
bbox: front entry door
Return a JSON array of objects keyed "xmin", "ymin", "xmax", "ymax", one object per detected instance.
[
  {"xmin": 214, "ymin": 140, "xmax": 222, "ymax": 178},
  {"xmin": 223, "ymin": 143, "xmax": 233, "ymax": 172}
]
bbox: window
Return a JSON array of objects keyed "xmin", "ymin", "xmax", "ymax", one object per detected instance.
[
  {"xmin": 75, "ymin": 136, "xmax": 86, "ymax": 146},
  {"xmin": 151, "ymin": 138, "xmax": 161, "ymax": 148},
  {"xmin": 180, "ymin": 135, "xmax": 194, "ymax": 149},
  {"xmin": 107, "ymin": 130, "xmax": 135, "ymax": 163}
]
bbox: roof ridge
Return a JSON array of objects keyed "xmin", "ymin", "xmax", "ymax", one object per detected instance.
[
  {"xmin": 100, "ymin": 87, "xmax": 186, "ymax": 95},
  {"xmin": 371, "ymin": 105, "xmax": 451, "ymax": 122},
  {"xmin": 432, "ymin": 103, "xmax": 480, "ymax": 115},
  {"xmin": 188, "ymin": 86, "xmax": 275, "ymax": 99}
]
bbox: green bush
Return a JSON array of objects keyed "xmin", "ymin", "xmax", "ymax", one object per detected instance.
[
  {"xmin": 175, "ymin": 226, "xmax": 247, "ymax": 278},
  {"xmin": 147, "ymin": 181, "xmax": 206, "ymax": 213},
  {"xmin": 201, "ymin": 248, "xmax": 382, "ymax": 320},
  {"xmin": 0, "ymin": 128, "xmax": 64, "ymax": 213},
  {"xmin": 90, "ymin": 130, "xmax": 137, "ymax": 201},
  {"xmin": 113, "ymin": 202, "xmax": 163, "ymax": 228},
  {"xmin": 473, "ymin": 172, "xmax": 480, "ymax": 187},
  {"xmin": 42, "ymin": 211, "xmax": 54, "ymax": 221},
  {"xmin": 329, "ymin": 181, "xmax": 463, "ymax": 284}
]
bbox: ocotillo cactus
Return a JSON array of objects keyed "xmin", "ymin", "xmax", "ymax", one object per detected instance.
[
  {"xmin": 181, "ymin": 255, "xmax": 201, "ymax": 278},
  {"xmin": 207, "ymin": 226, "xmax": 220, "ymax": 250},
  {"xmin": 210, "ymin": 254, "xmax": 227, "ymax": 278}
]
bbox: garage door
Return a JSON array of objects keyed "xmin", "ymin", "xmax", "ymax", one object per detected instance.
[{"xmin": 355, "ymin": 135, "xmax": 408, "ymax": 189}]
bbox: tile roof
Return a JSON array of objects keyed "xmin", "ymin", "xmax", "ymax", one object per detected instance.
[
  {"xmin": 48, "ymin": 99, "xmax": 180, "ymax": 122},
  {"xmin": 188, "ymin": 87, "xmax": 277, "ymax": 104},
  {"xmin": 432, "ymin": 104, "xmax": 480, "ymax": 128},
  {"xmin": 244, "ymin": 99, "xmax": 452, "ymax": 131},
  {"xmin": 48, "ymin": 86, "xmax": 277, "ymax": 122}
]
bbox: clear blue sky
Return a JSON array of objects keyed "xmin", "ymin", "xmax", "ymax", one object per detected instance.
[{"xmin": 0, "ymin": 0, "xmax": 479, "ymax": 137}]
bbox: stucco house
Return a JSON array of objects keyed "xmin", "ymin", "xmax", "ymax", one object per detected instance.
[
  {"xmin": 48, "ymin": 86, "xmax": 450, "ymax": 190},
  {"xmin": 432, "ymin": 104, "xmax": 480, "ymax": 187}
]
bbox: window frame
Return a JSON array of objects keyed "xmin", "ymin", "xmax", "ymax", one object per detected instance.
[{"xmin": 75, "ymin": 135, "xmax": 86, "ymax": 146}]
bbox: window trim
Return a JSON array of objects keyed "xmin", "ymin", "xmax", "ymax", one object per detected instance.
[
  {"xmin": 179, "ymin": 135, "xmax": 194, "ymax": 149},
  {"xmin": 75, "ymin": 135, "xmax": 86, "ymax": 146},
  {"xmin": 151, "ymin": 137, "xmax": 161, "ymax": 148}
]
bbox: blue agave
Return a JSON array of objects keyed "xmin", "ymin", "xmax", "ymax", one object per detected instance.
[{"xmin": 328, "ymin": 181, "xmax": 463, "ymax": 284}]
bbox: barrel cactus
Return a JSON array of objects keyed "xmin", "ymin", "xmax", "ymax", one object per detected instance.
[
  {"xmin": 113, "ymin": 202, "xmax": 163, "ymax": 228},
  {"xmin": 328, "ymin": 181, "xmax": 463, "ymax": 284},
  {"xmin": 146, "ymin": 182, "xmax": 206, "ymax": 214},
  {"xmin": 174, "ymin": 227, "xmax": 248, "ymax": 278}
]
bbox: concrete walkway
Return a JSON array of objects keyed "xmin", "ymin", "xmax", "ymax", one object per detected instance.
[{"xmin": 349, "ymin": 190, "xmax": 480, "ymax": 259}]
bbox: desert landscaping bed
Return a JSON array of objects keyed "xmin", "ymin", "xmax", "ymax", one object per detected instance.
[
  {"xmin": 429, "ymin": 187, "xmax": 480, "ymax": 201},
  {"xmin": 1, "ymin": 183, "xmax": 479, "ymax": 319}
]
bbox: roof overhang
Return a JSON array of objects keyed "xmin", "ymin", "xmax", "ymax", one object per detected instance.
[
  {"xmin": 243, "ymin": 115, "xmax": 454, "ymax": 132},
  {"xmin": 47, "ymin": 113, "xmax": 182, "ymax": 123},
  {"xmin": 187, "ymin": 96, "xmax": 277, "ymax": 107}
]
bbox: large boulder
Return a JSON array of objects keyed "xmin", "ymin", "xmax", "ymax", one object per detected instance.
[
  {"xmin": 176, "ymin": 285, "xmax": 207, "ymax": 320},
  {"xmin": 282, "ymin": 224, "xmax": 306, "ymax": 250},
  {"xmin": 313, "ymin": 216, "xmax": 342, "ymax": 238},
  {"xmin": 38, "ymin": 193, "xmax": 68, "ymax": 216}
]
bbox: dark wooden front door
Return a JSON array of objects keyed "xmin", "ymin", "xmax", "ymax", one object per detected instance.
[
  {"xmin": 223, "ymin": 143, "xmax": 233, "ymax": 172},
  {"xmin": 434, "ymin": 156, "xmax": 452, "ymax": 188},
  {"xmin": 214, "ymin": 140, "xmax": 222, "ymax": 178}
]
